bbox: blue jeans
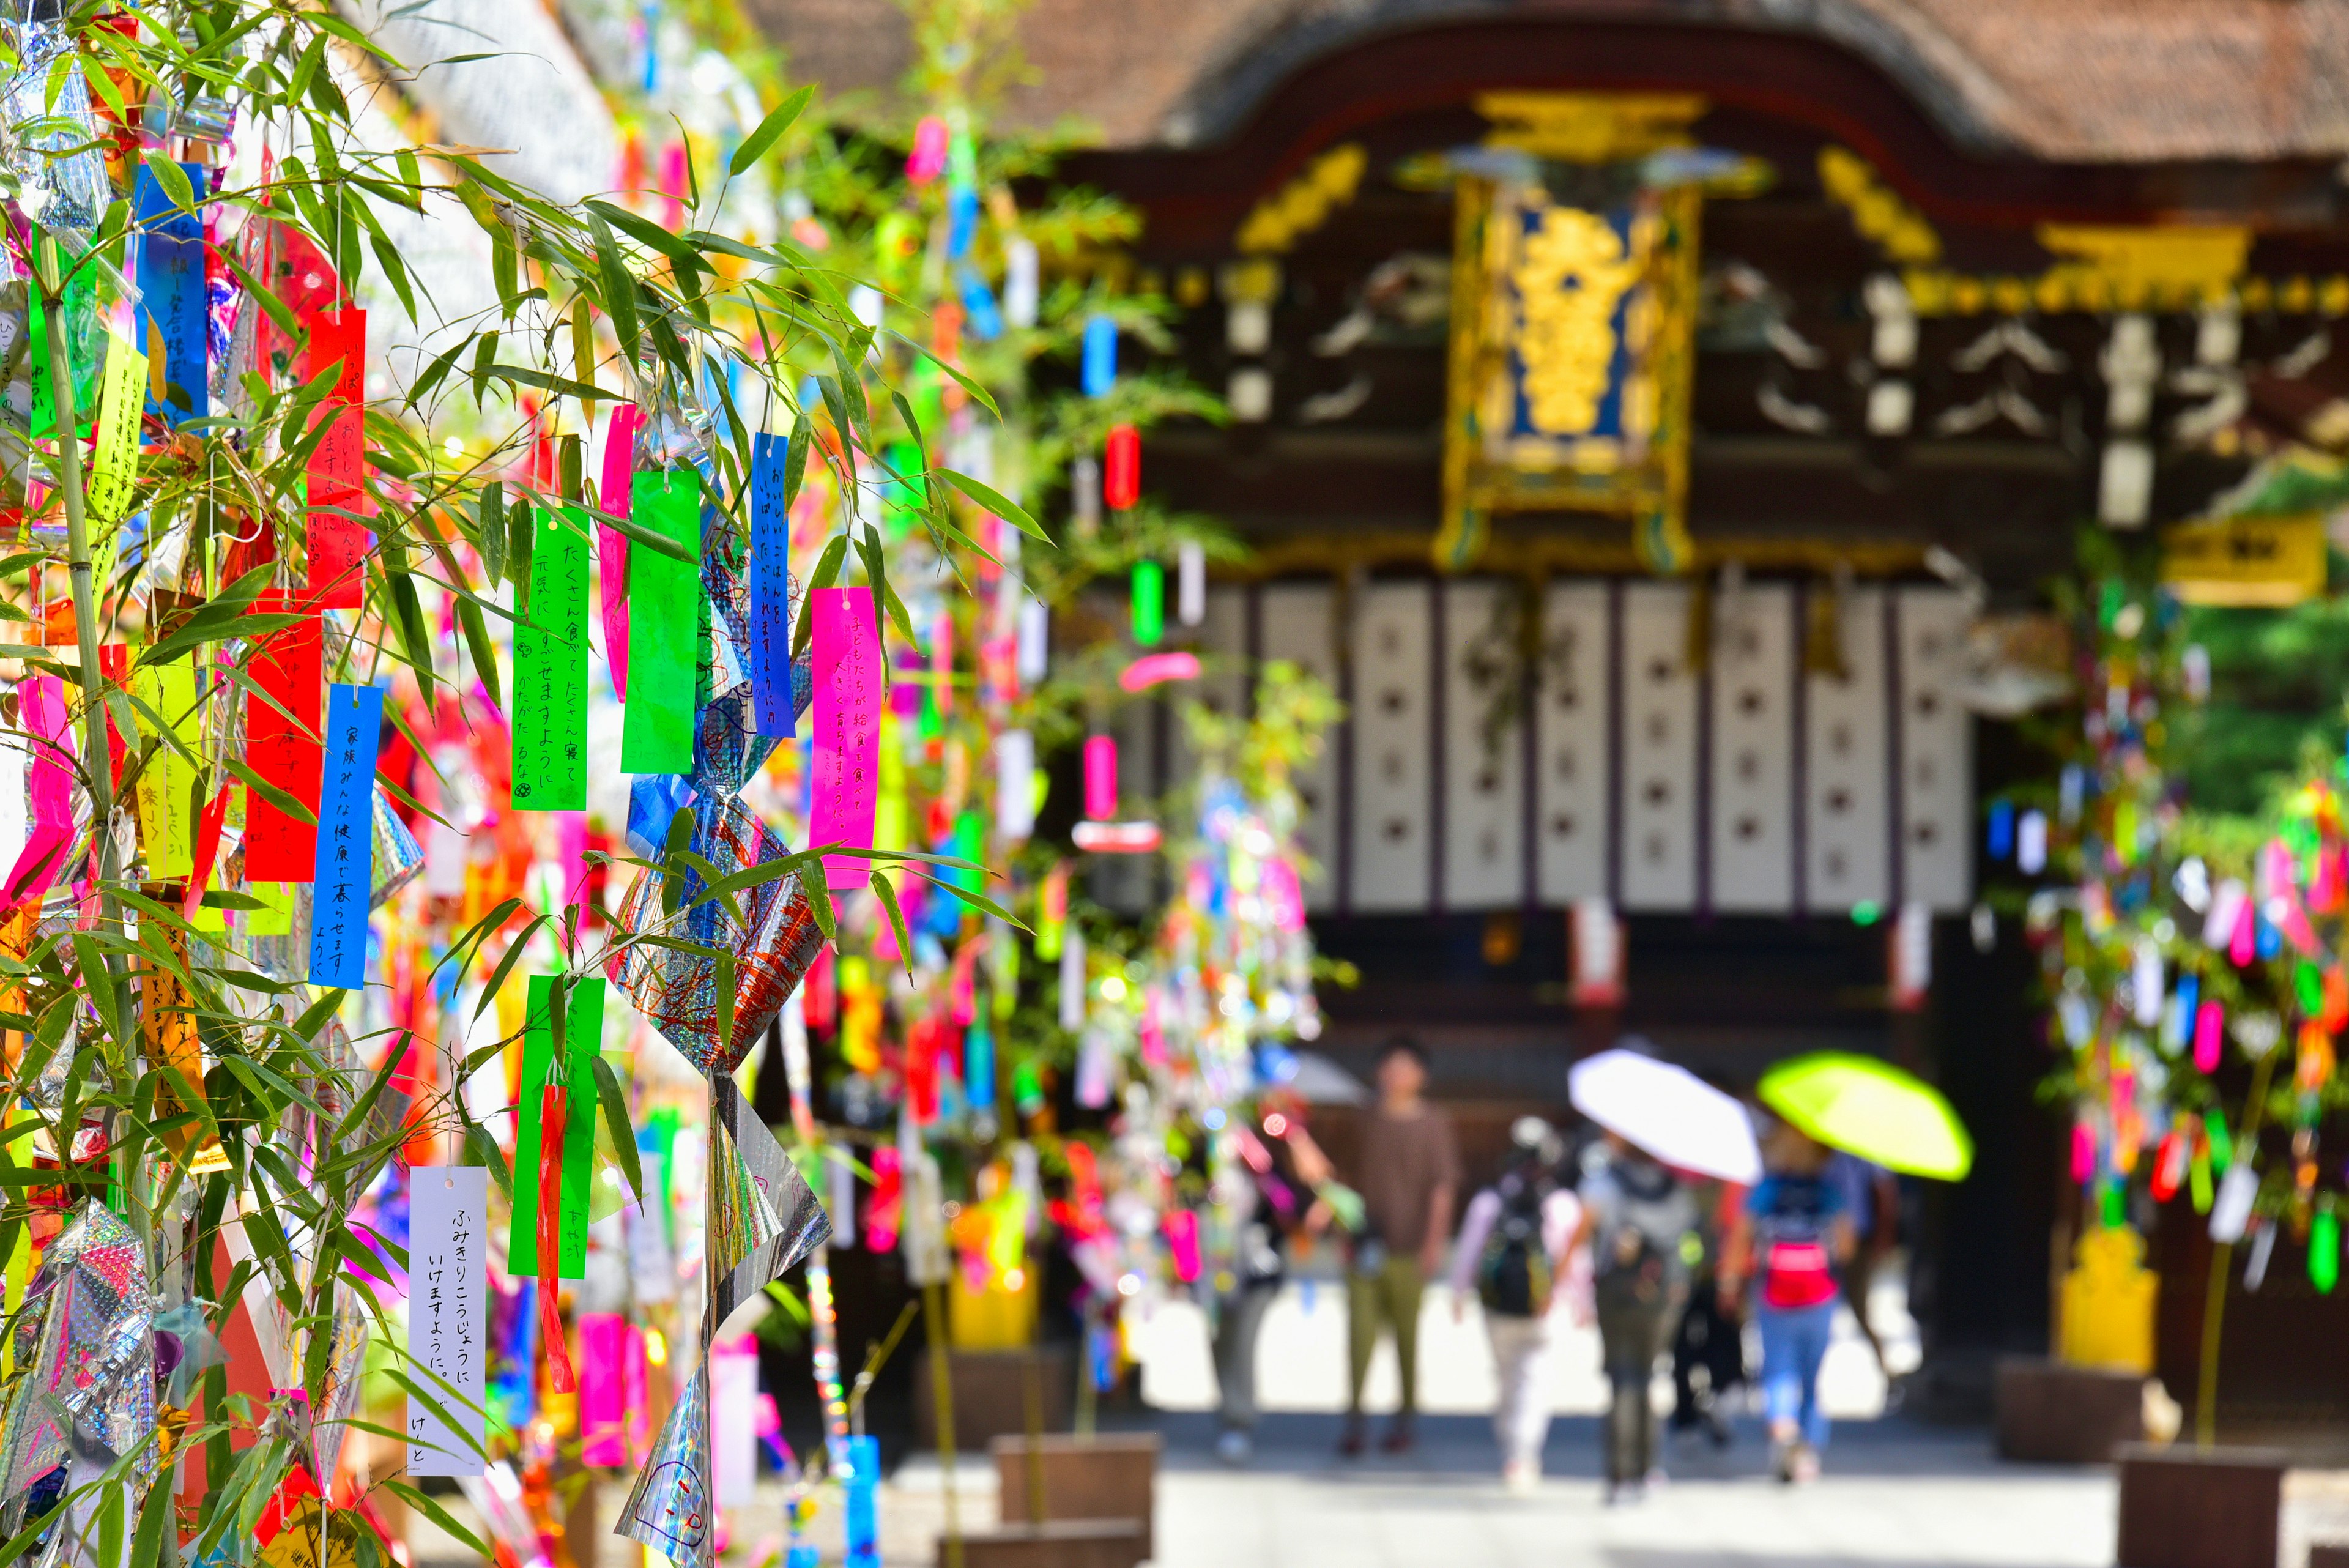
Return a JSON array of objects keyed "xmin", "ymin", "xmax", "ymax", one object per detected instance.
[{"xmin": 1756, "ymin": 1298, "xmax": 1838, "ymax": 1451}]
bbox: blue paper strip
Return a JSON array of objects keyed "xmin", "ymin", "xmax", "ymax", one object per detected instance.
[
  {"xmin": 307, "ymin": 682, "xmax": 385, "ymax": 989},
  {"xmin": 134, "ymin": 163, "xmax": 209, "ymax": 426},
  {"xmin": 749, "ymin": 431, "xmax": 795, "ymax": 738}
]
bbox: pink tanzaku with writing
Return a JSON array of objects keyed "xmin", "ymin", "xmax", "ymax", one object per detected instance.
[
  {"xmin": 4, "ymin": 676, "xmax": 73, "ymax": 914},
  {"xmin": 811, "ymin": 586, "xmax": 883, "ymax": 891}
]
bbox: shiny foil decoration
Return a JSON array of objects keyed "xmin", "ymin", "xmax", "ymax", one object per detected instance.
[
  {"xmin": 618, "ymin": 1075, "xmax": 828, "ymax": 1566},
  {"xmin": 371, "ymin": 786, "xmax": 424, "ymax": 908},
  {"xmin": 0, "ymin": 1201, "xmax": 157, "ymax": 1498}
]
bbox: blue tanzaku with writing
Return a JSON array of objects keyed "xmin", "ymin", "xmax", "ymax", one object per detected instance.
[
  {"xmin": 133, "ymin": 162, "xmax": 210, "ymax": 426},
  {"xmin": 308, "ymin": 682, "xmax": 385, "ymax": 990},
  {"xmin": 749, "ymin": 431, "xmax": 796, "ymax": 738}
]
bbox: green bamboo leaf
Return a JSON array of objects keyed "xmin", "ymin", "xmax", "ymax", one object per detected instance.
[
  {"xmin": 470, "ymin": 913, "xmax": 549, "ymax": 1021},
  {"xmin": 592, "ymin": 1054, "xmax": 643, "ymax": 1202},
  {"xmin": 456, "ymin": 595, "xmax": 502, "ymax": 709},
  {"xmin": 871, "ymin": 872, "xmax": 913, "ymax": 979},
  {"xmin": 937, "ymin": 467, "xmax": 1049, "ymax": 544},
  {"xmin": 729, "ymin": 85, "xmax": 814, "ymax": 177}
]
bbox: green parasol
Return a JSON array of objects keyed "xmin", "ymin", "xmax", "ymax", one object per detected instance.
[{"xmin": 1757, "ymin": 1052, "xmax": 1973, "ymax": 1180}]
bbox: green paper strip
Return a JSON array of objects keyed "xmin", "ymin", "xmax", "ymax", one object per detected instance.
[
  {"xmin": 619, "ymin": 468, "xmax": 703, "ymax": 774},
  {"xmin": 511, "ymin": 506, "xmax": 590, "ymax": 809},
  {"xmin": 86, "ymin": 330, "xmax": 147, "ymax": 524},
  {"xmin": 508, "ymin": 973, "xmax": 607, "ymax": 1277},
  {"xmin": 132, "ymin": 658, "xmax": 202, "ymax": 878}
]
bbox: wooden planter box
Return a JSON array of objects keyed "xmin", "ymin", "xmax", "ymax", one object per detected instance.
[
  {"xmin": 916, "ymin": 1346, "xmax": 1075, "ymax": 1452},
  {"xmin": 1995, "ymin": 1356, "xmax": 2147, "ymax": 1463},
  {"xmin": 2117, "ymin": 1443, "xmax": 2288, "ymax": 1568},
  {"xmin": 941, "ymin": 1522, "xmax": 1147, "ymax": 1568},
  {"xmin": 992, "ymin": 1433, "xmax": 1160, "ymax": 1561}
]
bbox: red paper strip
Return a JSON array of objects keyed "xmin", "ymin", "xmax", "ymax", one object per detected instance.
[
  {"xmin": 245, "ymin": 595, "xmax": 322, "ymax": 880},
  {"xmin": 184, "ymin": 781, "xmax": 231, "ymax": 921},
  {"xmin": 537, "ymin": 1082, "xmax": 576, "ymax": 1394},
  {"xmin": 302, "ymin": 308, "xmax": 366, "ymax": 609}
]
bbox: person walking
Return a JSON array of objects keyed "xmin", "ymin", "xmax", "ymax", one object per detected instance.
[
  {"xmin": 1667, "ymin": 1176, "xmax": 1748, "ymax": 1449},
  {"xmin": 1825, "ymin": 1150, "xmax": 1901, "ymax": 1389},
  {"xmin": 1338, "ymin": 1038, "xmax": 1460, "ymax": 1457},
  {"xmin": 1720, "ymin": 1124, "xmax": 1855, "ymax": 1483},
  {"xmin": 1211, "ymin": 1102, "xmax": 1334, "ymax": 1465},
  {"xmin": 1572, "ymin": 1134, "xmax": 1695, "ymax": 1504},
  {"xmin": 1448, "ymin": 1117, "xmax": 1584, "ymax": 1490}
]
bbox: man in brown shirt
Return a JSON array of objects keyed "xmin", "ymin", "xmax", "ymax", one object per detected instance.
[{"xmin": 1340, "ymin": 1038, "xmax": 1461, "ymax": 1455}]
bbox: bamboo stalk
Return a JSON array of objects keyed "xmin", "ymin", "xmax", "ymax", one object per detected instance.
[
  {"xmin": 924, "ymin": 1280, "xmax": 963, "ymax": 1568},
  {"xmin": 2195, "ymin": 1049, "xmax": 2277, "ymax": 1447}
]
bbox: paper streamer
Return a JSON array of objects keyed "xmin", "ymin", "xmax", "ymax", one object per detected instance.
[
  {"xmin": 600, "ymin": 404, "xmax": 638, "ymax": 698},
  {"xmin": 579, "ymin": 1312, "xmax": 628, "ymax": 1466},
  {"xmin": 995, "ymin": 729, "xmax": 1036, "ymax": 841},
  {"xmin": 131, "ymin": 658, "xmax": 202, "ymax": 879},
  {"xmin": 245, "ymin": 596, "xmax": 322, "ymax": 881},
  {"xmin": 749, "ymin": 431, "xmax": 795, "ymax": 737},
  {"xmin": 306, "ymin": 682, "xmax": 384, "ymax": 989},
  {"xmin": 512, "ymin": 506, "xmax": 590, "ymax": 809},
  {"xmin": 302, "ymin": 308, "xmax": 367, "ymax": 609},
  {"xmin": 621, "ymin": 467, "xmax": 703, "ymax": 774},
  {"xmin": 3, "ymin": 676, "xmax": 72, "ymax": 913},
  {"xmin": 809, "ymin": 586, "xmax": 881, "ymax": 891},
  {"xmin": 85, "ymin": 330, "xmax": 146, "ymax": 524},
  {"xmin": 507, "ymin": 975, "xmax": 604, "ymax": 1278},
  {"xmin": 406, "ymin": 1165, "xmax": 488, "ymax": 1478},
  {"xmin": 135, "ymin": 162, "xmax": 208, "ymax": 426}
]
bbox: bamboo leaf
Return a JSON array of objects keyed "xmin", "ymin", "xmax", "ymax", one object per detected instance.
[{"xmin": 729, "ymin": 86, "xmax": 814, "ymax": 177}]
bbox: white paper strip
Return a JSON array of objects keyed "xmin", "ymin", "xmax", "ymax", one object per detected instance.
[
  {"xmin": 710, "ymin": 1337, "xmax": 761, "ymax": 1507},
  {"xmin": 1805, "ymin": 585, "xmax": 1891, "ymax": 912},
  {"xmin": 1349, "ymin": 581, "xmax": 1433, "ymax": 911},
  {"xmin": 1896, "ymin": 585, "xmax": 1975, "ymax": 912},
  {"xmin": 1709, "ymin": 581, "xmax": 1795, "ymax": 912},
  {"xmin": 1536, "ymin": 581, "xmax": 1611, "ymax": 904},
  {"xmin": 1442, "ymin": 579, "xmax": 1523, "ymax": 910},
  {"xmin": 1258, "ymin": 582, "xmax": 1339, "ymax": 910},
  {"xmin": 1619, "ymin": 582, "xmax": 1699, "ymax": 910},
  {"xmin": 407, "ymin": 1164, "xmax": 489, "ymax": 1477}
]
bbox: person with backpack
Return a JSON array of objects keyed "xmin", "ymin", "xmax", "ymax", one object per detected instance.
[
  {"xmin": 1570, "ymin": 1133, "xmax": 1696, "ymax": 1503},
  {"xmin": 1447, "ymin": 1118, "xmax": 1584, "ymax": 1490},
  {"xmin": 1719, "ymin": 1124, "xmax": 1857, "ymax": 1483}
]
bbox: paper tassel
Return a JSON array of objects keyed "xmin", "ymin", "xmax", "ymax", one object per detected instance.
[
  {"xmin": 2194, "ymin": 999, "xmax": 2224, "ymax": 1072},
  {"xmin": 1017, "ymin": 595, "xmax": 1049, "ymax": 682},
  {"xmin": 1130, "ymin": 557, "xmax": 1162, "ymax": 645},
  {"xmin": 1178, "ymin": 540, "xmax": 1205, "ymax": 626},
  {"xmin": 1081, "ymin": 314, "xmax": 1117, "ymax": 398},
  {"xmin": 995, "ymin": 729, "xmax": 1036, "ymax": 841},
  {"xmin": 1059, "ymin": 926, "xmax": 1087, "ymax": 1030},
  {"xmin": 1104, "ymin": 422, "xmax": 1140, "ymax": 510}
]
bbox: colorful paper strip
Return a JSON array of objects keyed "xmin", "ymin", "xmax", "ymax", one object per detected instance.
[
  {"xmin": 619, "ymin": 468, "xmax": 703, "ymax": 775},
  {"xmin": 599, "ymin": 404, "xmax": 637, "ymax": 699},
  {"xmin": 245, "ymin": 597, "xmax": 321, "ymax": 882},
  {"xmin": 2, "ymin": 677, "xmax": 72, "ymax": 914},
  {"xmin": 406, "ymin": 1164, "xmax": 488, "ymax": 1478},
  {"xmin": 810, "ymin": 586, "xmax": 882, "ymax": 891},
  {"xmin": 86, "ymin": 330, "xmax": 147, "ymax": 524},
  {"xmin": 511, "ymin": 507, "xmax": 590, "ymax": 809},
  {"xmin": 306, "ymin": 682, "xmax": 383, "ymax": 989},
  {"xmin": 131, "ymin": 657, "xmax": 202, "ymax": 879},
  {"xmin": 302, "ymin": 308, "xmax": 366, "ymax": 609},
  {"xmin": 749, "ymin": 431, "xmax": 795, "ymax": 737},
  {"xmin": 507, "ymin": 974, "xmax": 604, "ymax": 1278},
  {"xmin": 135, "ymin": 163, "xmax": 209, "ymax": 426}
]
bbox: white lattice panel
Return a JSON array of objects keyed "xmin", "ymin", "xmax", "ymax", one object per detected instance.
[
  {"xmin": 1259, "ymin": 582, "xmax": 1339, "ymax": 911},
  {"xmin": 1442, "ymin": 579, "xmax": 1524, "ymax": 910},
  {"xmin": 1804, "ymin": 585, "xmax": 1891, "ymax": 912},
  {"xmin": 1536, "ymin": 581, "xmax": 1611, "ymax": 904},
  {"xmin": 1619, "ymin": 582, "xmax": 1699, "ymax": 910},
  {"xmin": 1898, "ymin": 586, "xmax": 1974, "ymax": 911},
  {"xmin": 1710, "ymin": 581, "xmax": 1797, "ymax": 912},
  {"xmin": 1349, "ymin": 581, "xmax": 1433, "ymax": 912}
]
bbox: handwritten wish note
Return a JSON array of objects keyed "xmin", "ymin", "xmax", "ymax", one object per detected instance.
[
  {"xmin": 749, "ymin": 432, "xmax": 795, "ymax": 738},
  {"xmin": 306, "ymin": 683, "xmax": 383, "ymax": 990},
  {"xmin": 302, "ymin": 308, "xmax": 366, "ymax": 609},
  {"xmin": 507, "ymin": 974, "xmax": 606, "ymax": 1279},
  {"xmin": 620, "ymin": 468, "xmax": 703, "ymax": 775},
  {"xmin": 599, "ymin": 404, "xmax": 638, "ymax": 700},
  {"xmin": 512, "ymin": 507, "xmax": 589, "ymax": 809},
  {"xmin": 2, "ymin": 676, "xmax": 72, "ymax": 913},
  {"xmin": 407, "ymin": 1164, "xmax": 488, "ymax": 1478},
  {"xmin": 810, "ymin": 586, "xmax": 882, "ymax": 891},
  {"xmin": 132, "ymin": 658, "xmax": 202, "ymax": 879},
  {"xmin": 135, "ymin": 162, "xmax": 208, "ymax": 426},
  {"xmin": 85, "ymin": 331, "xmax": 146, "ymax": 526},
  {"xmin": 245, "ymin": 596, "xmax": 321, "ymax": 882}
]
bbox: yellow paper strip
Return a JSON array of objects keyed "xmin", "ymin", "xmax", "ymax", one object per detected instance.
[
  {"xmin": 86, "ymin": 329, "xmax": 147, "ymax": 524},
  {"xmin": 132, "ymin": 658, "xmax": 203, "ymax": 879}
]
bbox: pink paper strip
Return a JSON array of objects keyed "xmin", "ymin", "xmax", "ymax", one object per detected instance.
[
  {"xmin": 598, "ymin": 404, "xmax": 638, "ymax": 700},
  {"xmin": 811, "ymin": 586, "xmax": 882, "ymax": 892},
  {"xmin": 1083, "ymin": 734, "xmax": 1116, "ymax": 820},
  {"xmin": 579, "ymin": 1310, "xmax": 628, "ymax": 1466},
  {"xmin": 5, "ymin": 676, "xmax": 73, "ymax": 913}
]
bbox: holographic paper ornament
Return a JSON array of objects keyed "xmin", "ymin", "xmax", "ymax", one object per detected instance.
[{"xmin": 0, "ymin": 1201, "xmax": 156, "ymax": 1499}]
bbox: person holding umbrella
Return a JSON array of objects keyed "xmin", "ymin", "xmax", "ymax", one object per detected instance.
[
  {"xmin": 1718, "ymin": 1123, "xmax": 1855, "ymax": 1483},
  {"xmin": 1565, "ymin": 1042, "xmax": 1760, "ymax": 1502}
]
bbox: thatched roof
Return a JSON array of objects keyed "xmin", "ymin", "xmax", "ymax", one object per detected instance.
[{"xmin": 746, "ymin": 0, "xmax": 2349, "ymax": 163}]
